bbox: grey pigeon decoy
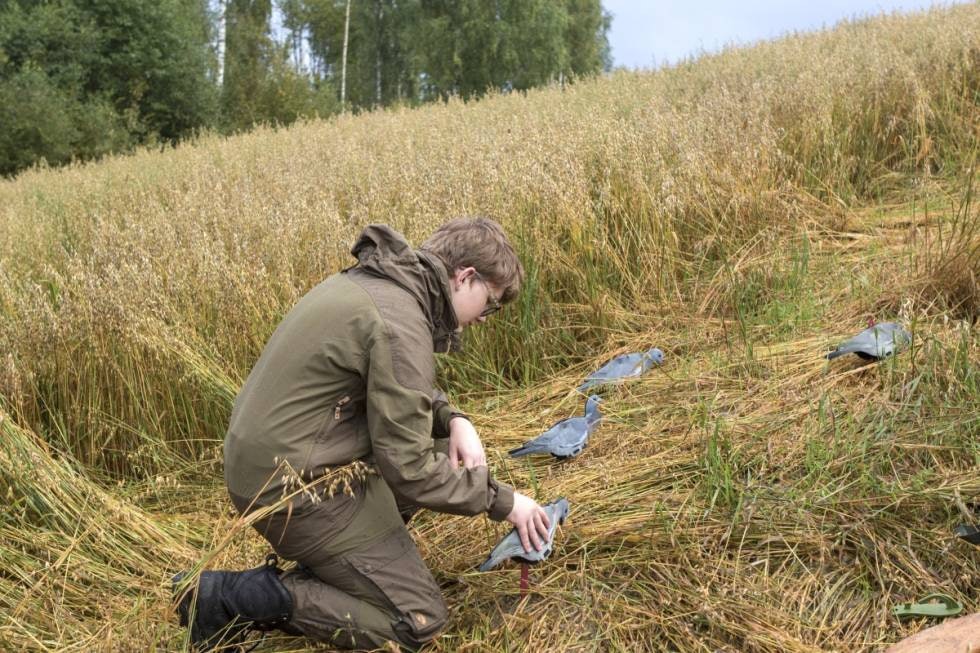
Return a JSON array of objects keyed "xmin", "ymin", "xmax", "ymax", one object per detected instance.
[
  {"xmin": 577, "ymin": 348, "xmax": 664, "ymax": 392},
  {"xmin": 825, "ymin": 321, "xmax": 911, "ymax": 361},
  {"xmin": 508, "ymin": 395, "xmax": 602, "ymax": 459},
  {"xmin": 478, "ymin": 497, "xmax": 570, "ymax": 572}
]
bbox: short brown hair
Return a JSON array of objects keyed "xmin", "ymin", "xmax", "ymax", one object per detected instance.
[{"xmin": 420, "ymin": 216, "xmax": 524, "ymax": 303}]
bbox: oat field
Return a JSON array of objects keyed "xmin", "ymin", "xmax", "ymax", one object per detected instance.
[{"xmin": 1, "ymin": 4, "xmax": 978, "ymax": 652}]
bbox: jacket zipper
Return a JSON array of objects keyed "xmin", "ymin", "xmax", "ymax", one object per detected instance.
[{"xmin": 334, "ymin": 395, "xmax": 351, "ymax": 420}]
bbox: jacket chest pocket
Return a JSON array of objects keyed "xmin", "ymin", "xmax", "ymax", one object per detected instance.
[
  {"xmin": 315, "ymin": 395, "xmax": 356, "ymax": 442},
  {"xmin": 334, "ymin": 395, "xmax": 352, "ymax": 420}
]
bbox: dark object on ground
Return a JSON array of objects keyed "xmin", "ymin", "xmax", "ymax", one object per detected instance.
[{"xmin": 955, "ymin": 524, "xmax": 980, "ymax": 546}]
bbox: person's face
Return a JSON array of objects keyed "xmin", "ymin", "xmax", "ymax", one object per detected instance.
[{"xmin": 450, "ymin": 267, "xmax": 502, "ymax": 329}]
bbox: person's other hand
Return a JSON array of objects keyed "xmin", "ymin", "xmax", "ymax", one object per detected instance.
[
  {"xmin": 506, "ymin": 492, "xmax": 551, "ymax": 553},
  {"xmin": 448, "ymin": 417, "xmax": 486, "ymax": 469}
]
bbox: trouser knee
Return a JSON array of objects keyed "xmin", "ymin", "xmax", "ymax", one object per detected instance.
[{"xmin": 392, "ymin": 595, "xmax": 448, "ymax": 651}]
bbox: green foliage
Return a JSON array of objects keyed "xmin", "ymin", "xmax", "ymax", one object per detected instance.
[
  {"xmin": 497, "ymin": 0, "xmax": 569, "ymax": 91},
  {"xmin": 563, "ymin": 0, "xmax": 612, "ymax": 75},
  {"xmin": 345, "ymin": 0, "xmax": 418, "ymax": 107},
  {"xmin": 222, "ymin": 0, "xmax": 342, "ymax": 130},
  {"xmin": 0, "ymin": 64, "xmax": 134, "ymax": 175},
  {"xmin": 415, "ymin": 0, "xmax": 503, "ymax": 100},
  {"xmin": 413, "ymin": 0, "xmax": 610, "ymax": 99},
  {"xmin": 0, "ymin": 0, "xmax": 608, "ymax": 174},
  {"xmin": 222, "ymin": 0, "xmax": 273, "ymax": 129},
  {"xmin": 78, "ymin": 0, "xmax": 218, "ymax": 140},
  {"xmin": 283, "ymin": 0, "xmax": 610, "ymax": 108},
  {"xmin": 0, "ymin": 66, "xmax": 85, "ymax": 174},
  {"xmin": 0, "ymin": 0, "xmax": 217, "ymax": 176},
  {"xmin": 0, "ymin": 1, "xmax": 123, "ymax": 174}
]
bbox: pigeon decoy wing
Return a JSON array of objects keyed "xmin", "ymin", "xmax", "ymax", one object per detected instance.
[
  {"xmin": 511, "ymin": 396, "xmax": 603, "ymax": 459},
  {"xmin": 547, "ymin": 419, "xmax": 591, "ymax": 458},
  {"xmin": 577, "ymin": 353, "xmax": 641, "ymax": 391},
  {"xmin": 826, "ymin": 322, "xmax": 911, "ymax": 360},
  {"xmin": 508, "ymin": 419, "xmax": 572, "ymax": 457},
  {"xmin": 549, "ymin": 399, "xmax": 603, "ymax": 458},
  {"xmin": 578, "ymin": 349, "xmax": 664, "ymax": 391},
  {"xmin": 478, "ymin": 498, "xmax": 570, "ymax": 571}
]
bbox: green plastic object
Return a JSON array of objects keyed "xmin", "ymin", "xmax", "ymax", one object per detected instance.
[{"xmin": 892, "ymin": 593, "xmax": 964, "ymax": 619}]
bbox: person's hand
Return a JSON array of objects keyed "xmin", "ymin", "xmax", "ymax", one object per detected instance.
[
  {"xmin": 506, "ymin": 492, "xmax": 551, "ymax": 553},
  {"xmin": 448, "ymin": 416, "xmax": 487, "ymax": 469}
]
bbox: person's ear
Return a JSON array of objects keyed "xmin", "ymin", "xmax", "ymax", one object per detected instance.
[{"xmin": 454, "ymin": 266, "xmax": 476, "ymax": 289}]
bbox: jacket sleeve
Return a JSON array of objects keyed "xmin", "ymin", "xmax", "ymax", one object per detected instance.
[
  {"xmin": 364, "ymin": 314, "xmax": 513, "ymax": 521},
  {"xmin": 431, "ymin": 389, "xmax": 468, "ymax": 439}
]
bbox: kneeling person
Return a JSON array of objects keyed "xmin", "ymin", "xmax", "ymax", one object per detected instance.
[{"xmin": 175, "ymin": 217, "xmax": 551, "ymax": 651}]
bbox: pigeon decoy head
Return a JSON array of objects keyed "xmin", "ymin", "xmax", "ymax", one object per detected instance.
[
  {"xmin": 643, "ymin": 347, "xmax": 665, "ymax": 368},
  {"xmin": 585, "ymin": 394, "xmax": 602, "ymax": 417}
]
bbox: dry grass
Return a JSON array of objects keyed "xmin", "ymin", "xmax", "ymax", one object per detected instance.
[{"xmin": 0, "ymin": 4, "xmax": 978, "ymax": 652}]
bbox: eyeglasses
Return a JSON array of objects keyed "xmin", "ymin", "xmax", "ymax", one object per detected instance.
[{"xmin": 472, "ymin": 271, "xmax": 502, "ymax": 317}]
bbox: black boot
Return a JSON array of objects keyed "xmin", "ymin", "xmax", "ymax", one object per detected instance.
[{"xmin": 173, "ymin": 554, "xmax": 294, "ymax": 651}]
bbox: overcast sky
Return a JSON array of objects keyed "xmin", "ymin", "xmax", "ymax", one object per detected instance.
[{"xmin": 603, "ymin": 0, "xmax": 973, "ymax": 69}]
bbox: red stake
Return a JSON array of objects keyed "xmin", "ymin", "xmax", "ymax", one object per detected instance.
[{"xmin": 519, "ymin": 563, "xmax": 529, "ymax": 598}]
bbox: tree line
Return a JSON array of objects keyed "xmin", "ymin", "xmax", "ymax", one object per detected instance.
[{"xmin": 0, "ymin": 0, "xmax": 610, "ymax": 177}]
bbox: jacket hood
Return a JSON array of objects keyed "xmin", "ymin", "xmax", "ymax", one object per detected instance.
[{"xmin": 349, "ymin": 224, "xmax": 461, "ymax": 352}]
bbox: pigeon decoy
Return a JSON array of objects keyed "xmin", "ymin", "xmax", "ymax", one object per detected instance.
[
  {"xmin": 825, "ymin": 321, "xmax": 912, "ymax": 361},
  {"xmin": 478, "ymin": 497, "xmax": 570, "ymax": 572},
  {"xmin": 577, "ymin": 348, "xmax": 664, "ymax": 392},
  {"xmin": 508, "ymin": 396, "xmax": 602, "ymax": 459}
]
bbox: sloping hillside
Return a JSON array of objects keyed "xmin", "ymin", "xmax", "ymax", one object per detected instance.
[{"xmin": 0, "ymin": 4, "xmax": 977, "ymax": 651}]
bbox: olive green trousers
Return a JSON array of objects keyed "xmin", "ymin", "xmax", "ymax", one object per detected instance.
[
  {"xmin": 231, "ymin": 439, "xmax": 448, "ymax": 650},
  {"xmin": 229, "ymin": 444, "xmax": 451, "ymax": 651}
]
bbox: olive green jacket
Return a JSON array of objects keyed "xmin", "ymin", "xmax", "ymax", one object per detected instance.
[{"xmin": 224, "ymin": 225, "xmax": 515, "ymax": 521}]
